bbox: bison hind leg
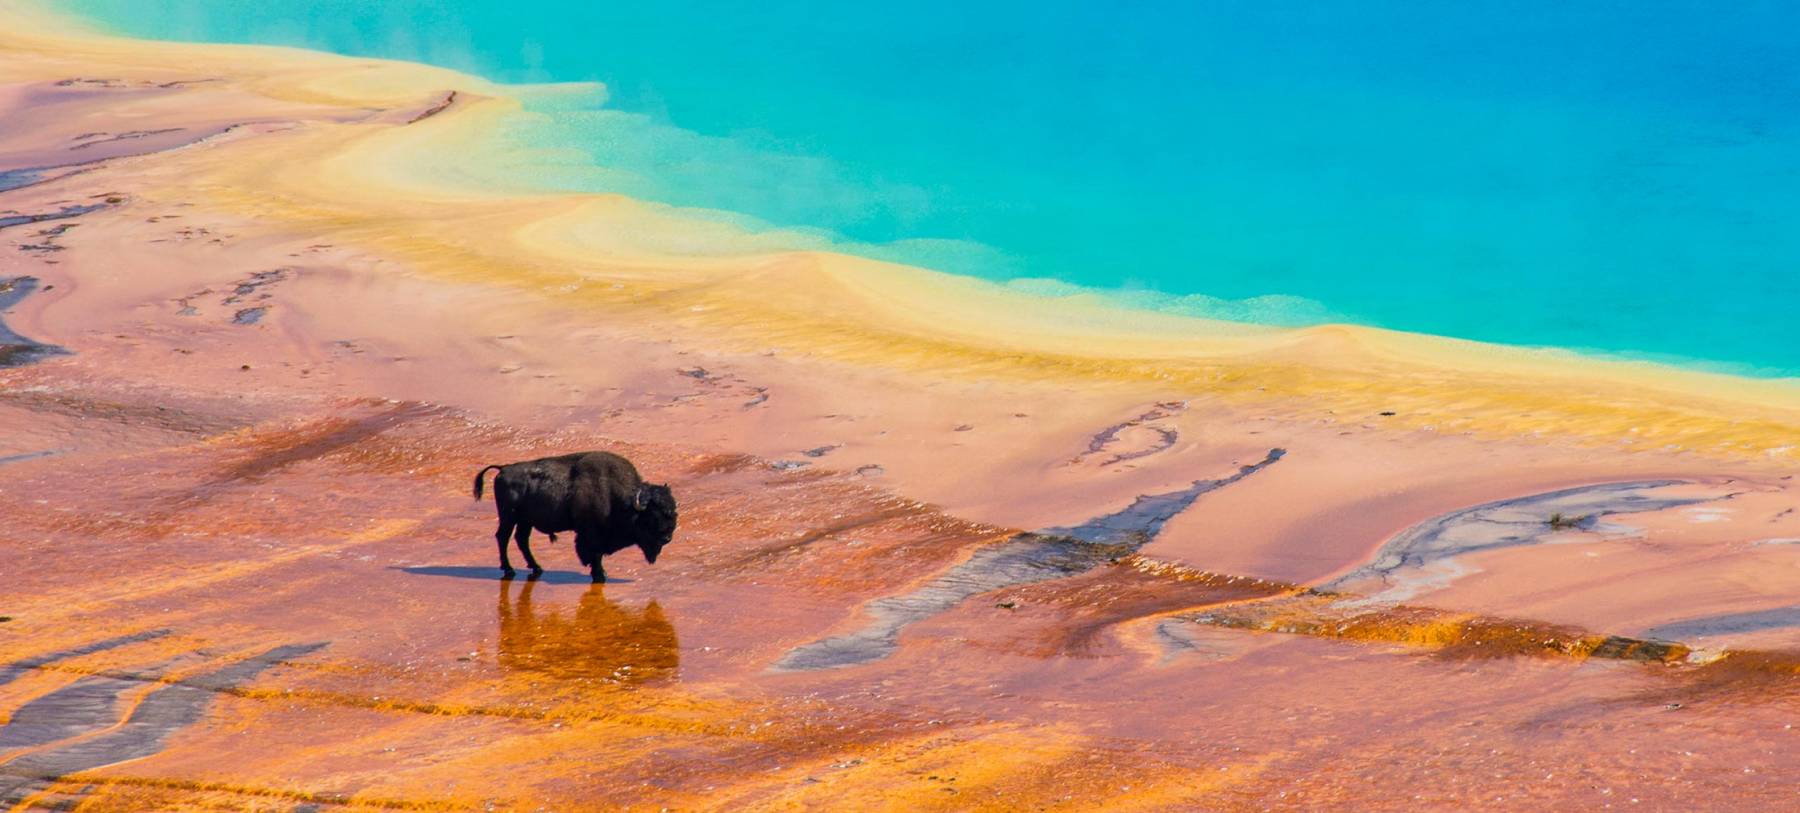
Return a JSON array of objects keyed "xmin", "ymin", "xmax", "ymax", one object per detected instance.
[
  {"xmin": 495, "ymin": 518, "xmax": 517, "ymax": 577},
  {"xmin": 513, "ymin": 525, "xmax": 544, "ymax": 576}
]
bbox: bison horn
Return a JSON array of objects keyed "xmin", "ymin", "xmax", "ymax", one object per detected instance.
[{"xmin": 633, "ymin": 485, "xmax": 648, "ymax": 511}]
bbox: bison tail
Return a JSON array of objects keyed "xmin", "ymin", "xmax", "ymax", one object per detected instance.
[{"xmin": 473, "ymin": 465, "xmax": 503, "ymax": 500}]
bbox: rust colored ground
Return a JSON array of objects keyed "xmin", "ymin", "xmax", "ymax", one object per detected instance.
[{"xmin": 2, "ymin": 382, "xmax": 1796, "ymax": 811}]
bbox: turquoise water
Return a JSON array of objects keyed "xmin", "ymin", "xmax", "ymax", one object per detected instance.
[{"xmin": 61, "ymin": 1, "xmax": 1800, "ymax": 375}]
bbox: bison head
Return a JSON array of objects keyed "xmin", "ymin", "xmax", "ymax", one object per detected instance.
[{"xmin": 632, "ymin": 483, "xmax": 678, "ymax": 563}]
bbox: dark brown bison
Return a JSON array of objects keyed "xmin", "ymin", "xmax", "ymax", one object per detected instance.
[{"xmin": 473, "ymin": 451, "xmax": 677, "ymax": 582}]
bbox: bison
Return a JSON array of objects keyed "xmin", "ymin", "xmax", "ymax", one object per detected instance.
[{"xmin": 473, "ymin": 451, "xmax": 677, "ymax": 582}]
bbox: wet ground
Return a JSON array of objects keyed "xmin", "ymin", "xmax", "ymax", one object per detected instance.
[
  {"xmin": 0, "ymin": 277, "xmax": 66, "ymax": 368},
  {"xmin": 1, "ymin": 391, "xmax": 1796, "ymax": 811}
]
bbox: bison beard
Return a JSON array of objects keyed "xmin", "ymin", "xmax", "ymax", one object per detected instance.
[{"xmin": 473, "ymin": 451, "xmax": 678, "ymax": 582}]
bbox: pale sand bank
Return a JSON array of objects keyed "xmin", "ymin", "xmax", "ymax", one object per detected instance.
[{"xmin": 5, "ymin": 3, "xmax": 1800, "ymax": 466}]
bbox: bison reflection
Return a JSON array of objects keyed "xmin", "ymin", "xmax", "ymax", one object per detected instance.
[{"xmin": 496, "ymin": 579, "xmax": 679, "ymax": 684}]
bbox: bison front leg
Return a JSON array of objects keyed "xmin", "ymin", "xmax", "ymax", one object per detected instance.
[
  {"xmin": 495, "ymin": 518, "xmax": 517, "ymax": 578},
  {"xmin": 573, "ymin": 532, "xmax": 604, "ymax": 582},
  {"xmin": 514, "ymin": 525, "xmax": 545, "ymax": 577}
]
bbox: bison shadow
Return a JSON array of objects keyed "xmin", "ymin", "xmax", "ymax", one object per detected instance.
[
  {"xmin": 394, "ymin": 565, "xmax": 632, "ymax": 585},
  {"xmin": 495, "ymin": 577, "xmax": 679, "ymax": 684}
]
